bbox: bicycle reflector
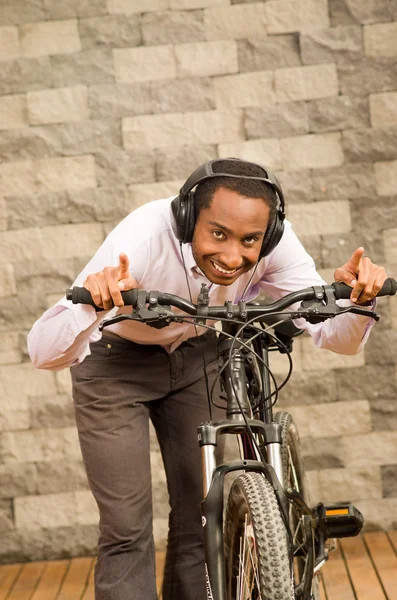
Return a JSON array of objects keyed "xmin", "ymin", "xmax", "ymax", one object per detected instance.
[{"xmin": 316, "ymin": 503, "xmax": 364, "ymax": 538}]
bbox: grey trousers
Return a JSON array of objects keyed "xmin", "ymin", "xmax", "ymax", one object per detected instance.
[{"xmin": 70, "ymin": 330, "xmax": 224, "ymax": 600}]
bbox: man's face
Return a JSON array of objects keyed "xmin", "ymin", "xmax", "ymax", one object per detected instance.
[{"xmin": 192, "ymin": 187, "xmax": 271, "ymax": 286}]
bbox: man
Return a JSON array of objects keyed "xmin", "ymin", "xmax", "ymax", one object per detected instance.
[{"xmin": 28, "ymin": 158, "xmax": 386, "ymax": 600}]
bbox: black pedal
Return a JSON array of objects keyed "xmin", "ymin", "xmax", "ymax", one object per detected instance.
[{"xmin": 316, "ymin": 503, "xmax": 364, "ymax": 539}]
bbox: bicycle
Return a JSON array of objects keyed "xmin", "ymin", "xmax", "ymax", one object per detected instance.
[{"xmin": 67, "ymin": 277, "xmax": 397, "ymax": 600}]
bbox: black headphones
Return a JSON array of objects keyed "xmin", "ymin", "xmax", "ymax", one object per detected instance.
[{"xmin": 171, "ymin": 158, "xmax": 286, "ymax": 259}]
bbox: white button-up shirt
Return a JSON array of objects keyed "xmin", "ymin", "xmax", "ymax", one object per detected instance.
[{"xmin": 28, "ymin": 197, "xmax": 374, "ymax": 370}]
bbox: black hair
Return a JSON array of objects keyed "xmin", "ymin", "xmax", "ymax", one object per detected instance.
[{"xmin": 194, "ymin": 158, "xmax": 278, "ymax": 218}]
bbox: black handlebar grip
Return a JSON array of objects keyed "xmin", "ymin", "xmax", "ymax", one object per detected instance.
[
  {"xmin": 66, "ymin": 287, "xmax": 140, "ymax": 310},
  {"xmin": 332, "ymin": 278, "xmax": 397, "ymax": 300}
]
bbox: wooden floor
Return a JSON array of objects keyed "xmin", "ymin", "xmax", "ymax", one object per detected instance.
[{"xmin": 0, "ymin": 531, "xmax": 396, "ymax": 599}]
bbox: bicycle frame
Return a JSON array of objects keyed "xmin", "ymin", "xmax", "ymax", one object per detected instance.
[{"xmin": 199, "ymin": 323, "xmax": 289, "ymax": 600}]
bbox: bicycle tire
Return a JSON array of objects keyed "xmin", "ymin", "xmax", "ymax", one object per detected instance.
[
  {"xmin": 273, "ymin": 412, "xmax": 319, "ymax": 600},
  {"xmin": 224, "ymin": 471, "xmax": 294, "ymax": 600}
]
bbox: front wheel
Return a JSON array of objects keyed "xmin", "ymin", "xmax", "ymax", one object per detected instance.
[{"xmin": 224, "ymin": 471, "xmax": 294, "ymax": 600}]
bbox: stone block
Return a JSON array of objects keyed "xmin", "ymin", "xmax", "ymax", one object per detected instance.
[
  {"xmin": 0, "ymin": 264, "xmax": 16, "ymax": 297},
  {"xmin": 174, "ymin": 40, "xmax": 238, "ymax": 77},
  {"xmin": 381, "ymin": 465, "xmax": 397, "ymax": 498},
  {"xmin": 52, "ymin": 48, "xmax": 114, "ymax": 87},
  {"xmin": 152, "ymin": 77, "xmax": 215, "ymax": 114},
  {"xmin": 204, "ymin": 3, "xmax": 267, "ymax": 40},
  {"xmin": 0, "ymin": 222, "xmax": 104, "ymax": 263},
  {"xmin": 107, "ymin": 0, "xmax": 169, "ymax": 12},
  {"xmin": 312, "ymin": 163, "xmax": 376, "ymax": 202},
  {"xmin": 89, "ymin": 82, "xmax": 153, "ymax": 119},
  {"xmin": 123, "ymin": 109, "xmax": 243, "ymax": 150},
  {"xmin": 0, "ymin": 94, "xmax": 27, "ymax": 131},
  {"xmin": 95, "ymin": 148, "xmax": 156, "ymax": 186},
  {"xmin": 0, "ymin": 499, "xmax": 14, "ymax": 531},
  {"xmin": 383, "ymin": 229, "xmax": 397, "ymax": 266},
  {"xmin": 265, "ymin": 0, "xmax": 329, "ymax": 34},
  {"xmin": 343, "ymin": 126, "xmax": 397, "ymax": 163},
  {"xmin": 238, "ymin": 35, "xmax": 301, "ymax": 73},
  {"xmin": 321, "ymin": 231, "xmax": 385, "ymax": 269},
  {"xmin": 15, "ymin": 490, "xmax": 98, "ymax": 530},
  {"xmin": 341, "ymin": 431, "xmax": 397, "ymax": 467},
  {"xmin": 338, "ymin": 56, "xmax": 397, "ymax": 96},
  {"xmin": 284, "ymin": 399, "xmax": 371, "ymax": 438},
  {"xmin": 0, "ymin": 363, "xmax": 57, "ymax": 404},
  {"xmin": 0, "ymin": 463, "xmax": 38, "ymax": 498},
  {"xmin": 27, "ymin": 85, "xmax": 89, "ymax": 126},
  {"xmin": 351, "ymin": 195, "xmax": 397, "ymax": 235},
  {"xmin": 276, "ymin": 64, "xmax": 339, "ymax": 103},
  {"xmin": 171, "ymin": 0, "xmax": 229, "ymax": 7},
  {"xmin": 114, "ymin": 45, "xmax": 176, "ymax": 83},
  {"xmin": 287, "ymin": 200, "xmax": 351, "ymax": 237},
  {"xmin": 308, "ymin": 95, "xmax": 369, "ymax": 133},
  {"xmin": 218, "ymin": 139, "xmax": 282, "ymax": 171},
  {"xmin": 374, "ymin": 160, "xmax": 397, "ymax": 197},
  {"xmin": 214, "ymin": 71, "xmax": 275, "ymax": 108},
  {"xmin": 55, "ymin": 119, "xmax": 121, "ymax": 156},
  {"xmin": 301, "ymin": 336, "xmax": 365, "ymax": 371},
  {"xmin": 306, "ymin": 466, "xmax": 382, "ymax": 505},
  {"xmin": 300, "ymin": 25, "xmax": 363, "ymax": 65},
  {"xmin": 371, "ymin": 400, "xmax": 397, "ymax": 433},
  {"xmin": 129, "ymin": 180, "xmax": 184, "ymax": 207},
  {"xmin": 329, "ymin": 0, "xmax": 394, "ymax": 26},
  {"xmin": 245, "ymin": 103, "xmax": 308, "ymax": 140},
  {"xmin": 370, "ymin": 92, "xmax": 397, "ymax": 128},
  {"xmin": 0, "ymin": 427, "xmax": 81, "ymax": 464},
  {"xmin": 79, "ymin": 14, "xmax": 141, "ymax": 50},
  {"xmin": 0, "ymin": 1, "xmax": 46, "ymax": 26},
  {"xmin": 277, "ymin": 369, "xmax": 337, "ymax": 405},
  {"xmin": 142, "ymin": 9, "xmax": 205, "ymax": 45},
  {"xmin": 0, "ymin": 406, "xmax": 30, "ymax": 432},
  {"xmin": 0, "ymin": 155, "xmax": 97, "ymax": 197},
  {"xmin": 30, "ymin": 395, "xmax": 75, "ymax": 429},
  {"xmin": 155, "ymin": 144, "xmax": 217, "ymax": 180},
  {"xmin": 0, "ymin": 26, "xmax": 19, "ymax": 60},
  {"xmin": 364, "ymin": 22, "xmax": 397, "ymax": 58},
  {"xmin": 0, "ymin": 294, "xmax": 50, "ymax": 331},
  {"xmin": 36, "ymin": 460, "xmax": 89, "ymax": 495},
  {"xmin": 336, "ymin": 364, "xmax": 397, "ymax": 402},
  {"xmin": 44, "ymin": 0, "xmax": 108, "ymax": 18},
  {"xmin": 276, "ymin": 169, "xmax": 313, "ymax": 204},
  {"xmin": 0, "ymin": 332, "xmax": 22, "ymax": 365},
  {"xmin": 0, "ymin": 57, "xmax": 53, "ymax": 95},
  {"xmin": 301, "ymin": 436, "xmax": 345, "ymax": 470},
  {"xmin": 280, "ymin": 133, "xmax": 344, "ymax": 170},
  {"xmin": 20, "ymin": 19, "xmax": 81, "ymax": 58},
  {"xmin": 364, "ymin": 325, "xmax": 397, "ymax": 366}
]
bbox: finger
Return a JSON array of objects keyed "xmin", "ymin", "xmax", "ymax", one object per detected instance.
[
  {"xmin": 104, "ymin": 266, "xmax": 125, "ymax": 307},
  {"xmin": 351, "ymin": 256, "xmax": 371, "ymax": 302},
  {"xmin": 95, "ymin": 271, "xmax": 114, "ymax": 310},
  {"xmin": 84, "ymin": 275, "xmax": 105, "ymax": 309},
  {"xmin": 334, "ymin": 266, "xmax": 357, "ymax": 287},
  {"xmin": 356, "ymin": 270, "xmax": 377, "ymax": 304},
  {"xmin": 346, "ymin": 247, "xmax": 365, "ymax": 272},
  {"xmin": 117, "ymin": 252, "xmax": 130, "ymax": 278},
  {"xmin": 118, "ymin": 276, "xmax": 138, "ymax": 291}
]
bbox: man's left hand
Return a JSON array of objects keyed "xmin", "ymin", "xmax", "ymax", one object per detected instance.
[{"xmin": 334, "ymin": 247, "xmax": 387, "ymax": 304}]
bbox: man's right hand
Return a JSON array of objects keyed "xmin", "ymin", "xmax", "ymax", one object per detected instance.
[{"xmin": 83, "ymin": 252, "xmax": 137, "ymax": 309}]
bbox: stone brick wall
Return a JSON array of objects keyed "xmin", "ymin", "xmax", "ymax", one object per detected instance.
[{"xmin": 1, "ymin": 0, "xmax": 397, "ymax": 563}]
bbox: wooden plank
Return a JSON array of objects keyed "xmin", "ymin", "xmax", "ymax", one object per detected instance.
[
  {"xmin": 318, "ymin": 574, "xmax": 327, "ymax": 600},
  {"xmin": 57, "ymin": 558, "xmax": 94, "ymax": 600},
  {"xmin": 80, "ymin": 560, "xmax": 95, "ymax": 600},
  {"xmin": 321, "ymin": 546, "xmax": 355, "ymax": 600},
  {"xmin": 364, "ymin": 531, "xmax": 397, "ymax": 600},
  {"xmin": 388, "ymin": 530, "xmax": 397, "ymax": 554},
  {"xmin": 29, "ymin": 560, "xmax": 68, "ymax": 600},
  {"xmin": 6, "ymin": 562, "xmax": 46, "ymax": 600},
  {"xmin": 0, "ymin": 564, "xmax": 23, "ymax": 600},
  {"xmin": 340, "ymin": 536, "xmax": 386, "ymax": 600}
]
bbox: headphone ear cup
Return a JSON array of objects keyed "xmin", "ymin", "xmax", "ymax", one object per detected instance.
[
  {"xmin": 260, "ymin": 213, "xmax": 284, "ymax": 258},
  {"xmin": 183, "ymin": 191, "xmax": 196, "ymax": 243},
  {"xmin": 171, "ymin": 192, "xmax": 196, "ymax": 244}
]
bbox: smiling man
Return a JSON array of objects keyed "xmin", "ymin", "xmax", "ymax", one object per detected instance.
[{"xmin": 28, "ymin": 158, "xmax": 386, "ymax": 600}]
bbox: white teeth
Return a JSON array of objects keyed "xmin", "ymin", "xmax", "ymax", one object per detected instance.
[{"xmin": 212, "ymin": 261, "xmax": 237, "ymax": 275}]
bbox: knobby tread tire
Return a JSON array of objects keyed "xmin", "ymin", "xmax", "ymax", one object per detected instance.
[{"xmin": 224, "ymin": 472, "xmax": 294, "ymax": 600}]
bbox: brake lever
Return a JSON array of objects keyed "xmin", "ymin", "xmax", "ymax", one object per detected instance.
[
  {"xmin": 99, "ymin": 305, "xmax": 175, "ymax": 330},
  {"xmin": 296, "ymin": 304, "xmax": 379, "ymax": 324}
]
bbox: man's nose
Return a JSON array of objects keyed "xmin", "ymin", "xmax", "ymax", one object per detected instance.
[{"xmin": 220, "ymin": 244, "xmax": 244, "ymax": 269}]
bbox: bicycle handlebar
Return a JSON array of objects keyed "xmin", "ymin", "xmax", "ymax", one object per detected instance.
[{"xmin": 66, "ymin": 278, "xmax": 397, "ymax": 323}]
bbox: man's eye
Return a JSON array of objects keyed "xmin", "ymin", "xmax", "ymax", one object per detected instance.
[
  {"xmin": 244, "ymin": 237, "xmax": 258, "ymax": 245},
  {"xmin": 213, "ymin": 230, "xmax": 225, "ymax": 239}
]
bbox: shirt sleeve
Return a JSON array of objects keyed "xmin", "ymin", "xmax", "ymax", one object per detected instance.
[
  {"xmin": 258, "ymin": 221, "xmax": 376, "ymax": 355},
  {"xmin": 27, "ymin": 238, "xmax": 148, "ymax": 370}
]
